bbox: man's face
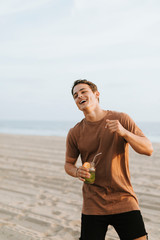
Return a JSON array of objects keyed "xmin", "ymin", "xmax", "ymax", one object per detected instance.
[{"xmin": 72, "ymin": 83, "xmax": 99, "ymax": 111}]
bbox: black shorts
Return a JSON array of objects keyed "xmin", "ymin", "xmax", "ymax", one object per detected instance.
[{"xmin": 80, "ymin": 210, "xmax": 148, "ymax": 240}]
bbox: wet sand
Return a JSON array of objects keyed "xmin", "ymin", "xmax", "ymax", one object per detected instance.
[{"xmin": 0, "ymin": 134, "xmax": 159, "ymax": 240}]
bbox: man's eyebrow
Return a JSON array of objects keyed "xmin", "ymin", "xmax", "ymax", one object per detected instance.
[{"xmin": 73, "ymin": 88, "xmax": 86, "ymax": 97}]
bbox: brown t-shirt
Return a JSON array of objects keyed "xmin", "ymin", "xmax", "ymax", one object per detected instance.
[{"xmin": 66, "ymin": 111, "xmax": 145, "ymax": 215}]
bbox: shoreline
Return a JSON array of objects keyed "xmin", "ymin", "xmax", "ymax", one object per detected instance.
[
  {"xmin": 0, "ymin": 119, "xmax": 160, "ymax": 142},
  {"xmin": 0, "ymin": 134, "xmax": 159, "ymax": 239},
  {"xmin": 0, "ymin": 132, "xmax": 160, "ymax": 144}
]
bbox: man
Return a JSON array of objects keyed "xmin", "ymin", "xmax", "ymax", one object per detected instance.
[{"xmin": 65, "ymin": 79, "xmax": 153, "ymax": 240}]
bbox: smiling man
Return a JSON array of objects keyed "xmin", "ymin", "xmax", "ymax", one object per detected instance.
[{"xmin": 65, "ymin": 79, "xmax": 153, "ymax": 240}]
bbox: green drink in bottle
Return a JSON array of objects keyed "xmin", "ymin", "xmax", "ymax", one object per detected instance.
[
  {"xmin": 83, "ymin": 152, "xmax": 102, "ymax": 184},
  {"xmin": 84, "ymin": 162, "xmax": 96, "ymax": 184}
]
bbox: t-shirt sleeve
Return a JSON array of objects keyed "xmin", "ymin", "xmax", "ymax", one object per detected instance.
[
  {"xmin": 119, "ymin": 113, "xmax": 145, "ymax": 137},
  {"xmin": 66, "ymin": 128, "xmax": 80, "ymax": 159}
]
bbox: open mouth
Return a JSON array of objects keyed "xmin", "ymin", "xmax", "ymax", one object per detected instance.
[{"xmin": 79, "ymin": 100, "xmax": 87, "ymax": 105}]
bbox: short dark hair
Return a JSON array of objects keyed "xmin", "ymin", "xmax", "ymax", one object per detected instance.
[{"xmin": 71, "ymin": 79, "xmax": 98, "ymax": 95}]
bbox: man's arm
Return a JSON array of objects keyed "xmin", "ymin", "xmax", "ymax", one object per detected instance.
[
  {"xmin": 64, "ymin": 156, "xmax": 90, "ymax": 181},
  {"xmin": 106, "ymin": 119, "xmax": 153, "ymax": 156}
]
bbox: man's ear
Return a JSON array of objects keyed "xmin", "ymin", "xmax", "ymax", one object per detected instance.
[{"xmin": 95, "ymin": 91, "xmax": 100, "ymax": 98}]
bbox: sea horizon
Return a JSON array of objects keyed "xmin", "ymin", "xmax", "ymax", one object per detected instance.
[{"xmin": 0, "ymin": 119, "xmax": 160, "ymax": 143}]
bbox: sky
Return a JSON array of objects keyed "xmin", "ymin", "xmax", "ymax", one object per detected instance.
[{"xmin": 0, "ymin": 0, "xmax": 160, "ymax": 122}]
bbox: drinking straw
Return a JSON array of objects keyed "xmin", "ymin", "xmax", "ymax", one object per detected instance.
[{"xmin": 92, "ymin": 152, "xmax": 102, "ymax": 164}]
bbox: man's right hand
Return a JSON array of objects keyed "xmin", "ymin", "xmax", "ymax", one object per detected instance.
[
  {"xmin": 76, "ymin": 166, "xmax": 91, "ymax": 182},
  {"xmin": 65, "ymin": 156, "xmax": 90, "ymax": 181}
]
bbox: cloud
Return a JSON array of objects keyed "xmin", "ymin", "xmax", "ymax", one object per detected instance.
[
  {"xmin": 0, "ymin": 0, "xmax": 53, "ymax": 16},
  {"xmin": 73, "ymin": 0, "xmax": 129, "ymax": 10},
  {"xmin": 0, "ymin": 0, "xmax": 160, "ymax": 121},
  {"xmin": 1, "ymin": 0, "xmax": 160, "ymax": 63}
]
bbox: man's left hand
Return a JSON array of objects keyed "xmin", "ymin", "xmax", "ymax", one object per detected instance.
[{"xmin": 105, "ymin": 119, "xmax": 126, "ymax": 137}]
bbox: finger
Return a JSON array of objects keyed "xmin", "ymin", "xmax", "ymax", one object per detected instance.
[
  {"xmin": 107, "ymin": 120, "xmax": 118, "ymax": 125},
  {"xmin": 105, "ymin": 119, "xmax": 117, "ymax": 127},
  {"xmin": 107, "ymin": 121, "xmax": 119, "ymax": 129},
  {"xmin": 79, "ymin": 177, "xmax": 85, "ymax": 182},
  {"xmin": 106, "ymin": 124, "xmax": 119, "ymax": 133},
  {"xmin": 106, "ymin": 119, "xmax": 116, "ymax": 123},
  {"xmin": 79, "ymin": 166, "xmax": 89, "ymax": 171},
  {"xmin": 105, "ymin": 119, "xmax": 111, "ymax": 128},
  {"xmin": 108, "ymin": 124, "xmax": 118, "ymax": 130},
  {"xmin": 81, "ymin": 171, "xmax": 91, "ymax": 178},
  {"xmin": 108, "ymin": 127, "xmax": 117, "ymax": 133},
  {"xmin": 107, "ymin": 123, "xmax": 118, "ymax": 130},
  {"xmin": 78, "ymin": 168, "xmax": 90, "ymax": 178}
]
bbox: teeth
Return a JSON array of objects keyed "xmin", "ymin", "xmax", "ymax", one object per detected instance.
[{"xmin": 80, "ymin": 100, "xmax": 86, "ymax": 104}]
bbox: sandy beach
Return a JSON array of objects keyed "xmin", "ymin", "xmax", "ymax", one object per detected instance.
[{"xmin": 0, "ymin": 133, "xmax": 159, "ymax": 240}]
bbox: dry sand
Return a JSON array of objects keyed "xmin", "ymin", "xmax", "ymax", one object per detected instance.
[{"xmin": 0, "ymin": 133, "xmax": 159, "ymax": 240}]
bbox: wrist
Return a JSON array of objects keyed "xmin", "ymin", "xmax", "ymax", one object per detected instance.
[
  {"xmin": 121, "ymin": 128, "xmax": 128, "ymax": 138},
  {"xmin": 75, "ymin": 167, "xmax": 79, "ymax": 178},
  {"xmin": 122, "ymin": 129, "xmax": 133, "ymax": 142}
]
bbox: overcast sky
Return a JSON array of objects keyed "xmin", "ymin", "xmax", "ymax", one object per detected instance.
[{"xmin": 0, "ymin": 0, "xmax": 160, "ymax": 122}]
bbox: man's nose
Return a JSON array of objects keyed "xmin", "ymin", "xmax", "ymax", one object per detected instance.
[{"xmin": 78, "ymin": 93, "xmax": 83, "ymax": 98}]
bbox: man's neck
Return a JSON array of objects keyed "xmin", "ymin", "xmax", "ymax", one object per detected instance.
[{"xmin": 84, "ymin": 108, "xmax": 106, "ymax": 122}]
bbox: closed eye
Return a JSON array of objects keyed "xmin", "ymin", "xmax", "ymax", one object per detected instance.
[
  {"xmin": 73, "ymin": 94, "xmax": 78, "ymax": 99},
  {"xmin": 73, "ymin": 88, "xmax": 88, "ymax": 99}
]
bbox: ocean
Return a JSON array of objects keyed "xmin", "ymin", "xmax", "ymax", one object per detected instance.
[{"xmin": 0, "ymin": 120, "xmax": 160, "ymax": 143}]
